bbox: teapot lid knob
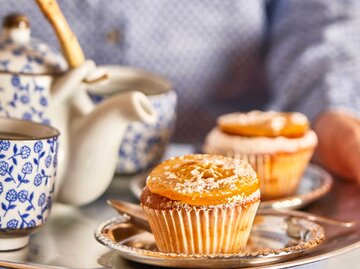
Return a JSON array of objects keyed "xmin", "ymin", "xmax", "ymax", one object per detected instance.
[
  {"xmin": 2, "ymin": 13, "xmax": 31, "ymax": 45},
  {"xmin": 3, "ymin": 13, "xmax": 30, "ymax": 29}
]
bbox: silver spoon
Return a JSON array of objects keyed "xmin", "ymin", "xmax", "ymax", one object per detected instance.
[
  {"xmin": 258, "ymin": 208, "xmax": 355, "ymax": 228},
  {"xmin": 107, "ymin": 200, "xmax": 355, "ymax": 232},
  {"xmin": 107, "ymin": 200, "xmax": 151, "ymax": 232}
]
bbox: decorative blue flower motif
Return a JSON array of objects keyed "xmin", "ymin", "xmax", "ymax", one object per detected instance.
[
  {"xmin": 45, "ymin": 155, "xmax": 52, "ymax": 168},
  {"xmin": 3, "ymin": 189, "xmax": 17, "ymax": 217},
  {"xmin": 38, "ymin": 193, "xmax": 46, "ymax": 207},
  {"xmin": 89, "ymin": 94, "xmax": 103, "ymax": 103},
  {"xmin": 12, "ymin": 47, "xmax": 24, "ymax": 56},
  {"xmin": 34, "ymin": 141, "xmax": 43, "ymax": 153},
  {"xmin": 53, "ymin": 152, "xmax": 57, "ymax": 168},
  {"xmin": 39, "ymin": 96, "xmax": 47, "ymax": 107},
  {"xmin": 6, "ymin": 219, "xmax": 18, "ymax": 229},
  {"xmin": 34, "ymin": 174, "xmax": 42, "ymax": 186},
  {"xmin": 28, "ymin": 220, "xmax": 36, "ymax": 228},
  {"xmin": 34, "ymin": 84, "xmax": 44, "ymax": 92},
  {"xmin": 22, "ymin": 112, "xmax": 32, "ymax": 121},
  {"xmin": 0, "ymin": 182, "xmax": 3, "ymax": 195},
  {"xmin": 0, "ymin": 60, "xmax": 9, "ymax": 71},
  {"xmin": 20, "ymin": 95, "xmax": 29, "ymax": 104},
  {"xmin": 0, "ymin": 161, "xmax": 8, "ymax": 176},
  {"xmin": 34, "ymin": 56, "xmax": 43, "ymax": 65},
  {"xmin": 47, "ymin": 138, "xmax": 56, "ymax": 153},
  {"xmin": 46, "ymin": 196, "xmax": 52, "ymax": 210},
  {"xmin": 21, "ymin": 63, "xmax": 32, "ymax": 73},
  {"xmin": 0, "ymin": 140, "xmax": 10, "ymax": 152},
  {"xmin": 6, "ymin": 189, "xmax": 17, "ymax": 202},
  {"xmin": 18, "ymin": 190, "xmax": 28, "ymax": 203},
  {"xmin": 33, "ymin": 142, "xmax": 45, "ymax": 172},
  {"xmin": 22, "ymin": 162, "xmax": 33, "ymax": 174},
  {"xmin": 20, "ymin": 146, "xmax": 31, "ymax": 159},
  {"xmin": 19, "ymin": 83, "xmax": 30, "ymax": 91},
  {"xmin": 11, "ymin": 75, "xmax": 20, "ymax": 87},
  {"xmin": 34, "ymin": 170, "xmax": 50, "ymax": 187},
  {"xmin": 0, "ymin": 161, "xmax": 15, "ymax": 183},
  {"xmin": 42, "ymin": 119, "xmax": 51, "ymax": 125}
]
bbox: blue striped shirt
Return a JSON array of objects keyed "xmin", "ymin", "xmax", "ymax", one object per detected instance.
[{"xmin": 1, "ymin": 0, "xmax": 360, "ymax": 142}]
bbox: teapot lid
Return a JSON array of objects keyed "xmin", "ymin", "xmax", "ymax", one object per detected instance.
[{"xmin": 0, "ymin": 13, "xmax": 67, "ymax": 75}]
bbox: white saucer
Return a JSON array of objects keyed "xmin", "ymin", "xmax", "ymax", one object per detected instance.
[{"xmin": 0, "ymin": 236, "xmax": 29, "ymax": 251}]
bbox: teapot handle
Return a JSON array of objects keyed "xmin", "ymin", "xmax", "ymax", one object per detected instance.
[
  {"xmin": 51, "ymin": 60, "xmax": 97, "ymax": 105},
  {"xmin": 35, "ymin": 0, "xmax": 85, "ymax": 68}
]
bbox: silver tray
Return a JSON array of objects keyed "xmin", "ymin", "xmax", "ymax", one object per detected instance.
[
  {"xmin": 0, "ymin": 157, "xmax": 357, "ymax": 268},
  {"xmin": 95, "ymin": 214, "xmax": 325, "ymax": 268},
  {"xmin": 130, "ymin": 164, "xmax": 333, "ymax": 210}
]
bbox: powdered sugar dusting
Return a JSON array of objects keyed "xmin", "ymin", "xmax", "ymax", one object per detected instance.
[
  {"xmin": 218, "ymin": 110, "xmax": 281, "ymax": 127},
  {"xmin": 217, "ymin": 110, "xmax": 309, "ymax": 134},
  {"xmin": 146, "ymin": 154, "xmax": 259, "ymax": 206},
  {"xmin": 148, "ymin": 154, "xmax": 257, "ymax": 196},
  {"xmin": 270, "ymin": 116, "xmax": 286, "ymax": 131},
  {"xmin": 290, "ymin": 112, "xmax": 308, "ymax": 125}
]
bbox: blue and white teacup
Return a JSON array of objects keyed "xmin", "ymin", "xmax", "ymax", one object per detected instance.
[
  {"xmin": 87, "ymin": 65, "xmax": 177, "ymax": 174},
  {"xmin": 0, "ymin": 118, "xmax": 59, "ymax": 250}
]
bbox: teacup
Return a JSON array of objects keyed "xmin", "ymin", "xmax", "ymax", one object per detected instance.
[
  {"xmin": 87, "ymin": 65, "xmax": 177, "ymax": 174},
  {"xmin": 0, "ymin": 117, "xmax": 59, "ymax": 250}
]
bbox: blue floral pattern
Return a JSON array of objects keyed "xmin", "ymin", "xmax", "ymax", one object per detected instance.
[
  {"xmin": 0, "ymin": 137, "xmax": 58, "ymax": 230},
  {"xmin": 0, "ymin": 74, "xmax": 52, "ymax": 125},
  {"xmin": 0, "ymin": 37, "xmax": 67, "ymax": 126},
  {"xmin": 7, "ymin": 219, "xmax": 18, "ymax": 229},
  {"xmin": 91, "ymin": 90, "xmax": 177, "ymax": 174},
  {"xmin": 0, "ymin": 38, "xmax": 66, "ymax": 75},
  {"xmin": 0, "ymin": 141, "xmax": 10, "ymax": 152}
]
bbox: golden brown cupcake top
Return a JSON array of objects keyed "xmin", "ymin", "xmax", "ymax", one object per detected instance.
[
  {"xmin": 218, "ymin": 110, "xmax": 309, "ymax": 138},
  {"xmin": 146, "ymin": 154, "xmax": 259, "ymax": 206}
]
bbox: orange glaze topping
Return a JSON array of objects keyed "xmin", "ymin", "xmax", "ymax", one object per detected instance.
[
  {"xmin": 146, "ymin": 154, "xmax": 259, "ymax": 206},
  {"xmin": 218, "ymin": 111, "xmax": 309, "ymax": 138}
]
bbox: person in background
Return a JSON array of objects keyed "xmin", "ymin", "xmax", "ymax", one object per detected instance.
[{"xmin": 0, "ymin": 0, "xmax": 359, "ymax": 186}]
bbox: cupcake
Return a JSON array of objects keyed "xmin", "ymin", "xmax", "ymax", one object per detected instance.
[
  {"xmin": 203, "ymin": 111, "xmax": 317, "ymax": 200},
  {"xmin": 140, "ymin": 154, "xmax": 260, "ymax": 254}
]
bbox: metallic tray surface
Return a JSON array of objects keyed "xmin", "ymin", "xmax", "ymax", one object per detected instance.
[
  {"xmin": 0, "ymin": 145, "xmax": 359, "ymax": 269},
  {"xmin": 94, "ymin": 215, "xmax": 325, "ymax": 268}
]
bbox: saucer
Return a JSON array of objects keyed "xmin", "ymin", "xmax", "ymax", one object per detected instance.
[
  {"xmin": 95, "ymin": 214, "xmax": 325, "ymax": 268},
  {"xmin": 130, "ymin": 164, "xmax": 333, "ymax": 210}
]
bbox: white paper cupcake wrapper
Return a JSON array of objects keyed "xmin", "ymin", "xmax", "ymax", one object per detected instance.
[
  {"xmin": 232, "ymin": 149, "xmax": 314, "ymax": 200},
  {"xmin": 143, "ymin": 200, "xmax": 260, "ymax": 254}
]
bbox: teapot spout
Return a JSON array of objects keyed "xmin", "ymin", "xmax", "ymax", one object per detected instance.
[{"xmin": 56, "ymin": 91, "xmax": 156, "ymax": 205}]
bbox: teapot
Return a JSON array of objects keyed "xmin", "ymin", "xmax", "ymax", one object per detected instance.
[{"xmin": 0, "ymin": 13, "xmax": 156, "ymax": 205}]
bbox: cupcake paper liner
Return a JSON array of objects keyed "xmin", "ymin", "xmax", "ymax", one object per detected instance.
[
  {"xmin": 142, "ymin": 200, "xmax": 260, "ymax": 254},
  {"xmin": 232, "ymin": 148, "xmax": 314, "ymax": 200}
]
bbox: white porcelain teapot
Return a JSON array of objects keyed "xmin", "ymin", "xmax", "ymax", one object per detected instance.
[{"xmin": 0, "ymin": 13, "xmax": 156, "ymax": 206}]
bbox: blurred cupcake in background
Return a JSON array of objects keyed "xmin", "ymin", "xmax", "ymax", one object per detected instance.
[{"xmin": 203, "ymin": 111, "xmax": 317, "ymax": 200}]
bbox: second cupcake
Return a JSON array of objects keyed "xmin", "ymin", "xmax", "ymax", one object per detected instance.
[{"xmin": 203, "ymin": 111, "xmax": 318, "ymax": 200}]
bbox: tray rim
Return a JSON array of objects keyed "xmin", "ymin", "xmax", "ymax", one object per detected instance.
[{"xmin": 94, "ymin": 215, "xmax": 325, "ymax": 268}]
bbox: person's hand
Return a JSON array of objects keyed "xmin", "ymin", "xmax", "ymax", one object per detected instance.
[{"xmin": 314, "ymin": 111, "xmax": 360, "ymax": 183}]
